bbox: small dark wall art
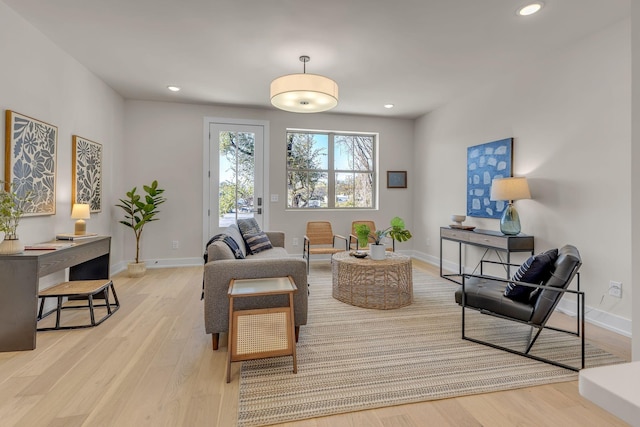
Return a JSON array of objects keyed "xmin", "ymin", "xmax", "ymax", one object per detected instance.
[
  {"xmin": 387, "ymin": 171, "xmax": 407, "ymax": 188},
  {"xmin": 72, "ymin": 135, "xmax": 103, "ymax": 213},
  {"xmin": 4, "ymin": 110, "xmax": 58, "ymax": 216},
  {"xmin": 467, "ymin": 138, "xmax": 513, "ymax": 219}
]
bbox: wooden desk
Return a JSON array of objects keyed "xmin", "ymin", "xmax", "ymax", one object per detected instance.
[
  {"xmin": 0, "ymin": 236, "xmax": 111, "ymax": 351},
  {"xmin": 440, "ymin": 227, "xmax": 534, "ymax": 284}
]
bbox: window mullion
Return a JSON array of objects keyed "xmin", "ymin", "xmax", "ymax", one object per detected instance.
[{"xmin": 327, "ymin": 133, "xmax": 335, "ymax": 208}]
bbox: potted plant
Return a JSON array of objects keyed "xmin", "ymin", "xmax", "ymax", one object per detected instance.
[
  {"xmin": 116, "ymin": 180, "xmax": 166, "ymax": 277},
  {"xmin": 0, "ymin": 181, "xmax": 32, "ymax": 254},
  {"xmin": 354, "ymin": 217, "xmax": 412, "ymax": 260}
]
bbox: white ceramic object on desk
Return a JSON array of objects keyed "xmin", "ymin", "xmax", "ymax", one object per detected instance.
[
  {"xmin": 0, "ymin": 235, "xmax": 24, "ymax": 254},
  {"xmin": 451, "ymin": 215, "xmax": 466, "ymax": 226}
]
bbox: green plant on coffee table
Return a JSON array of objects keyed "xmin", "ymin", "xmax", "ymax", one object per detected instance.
[
  {"xmin": 0, "ymin": 181, "xmax": 32, "ymax": 238},
  {"xmin": 354, "ymin": 223, "xmax": 372, "ymax": 249},
  {"xmin": 354, "ymin": 217, "xmax": 412, "ymax": 249},
  {"xmin": 116, "ymin": 180, "xmax": 166, "ymax": 264}
]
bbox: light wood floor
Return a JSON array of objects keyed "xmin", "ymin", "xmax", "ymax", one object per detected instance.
[{"xmin": 0, "ymin": 262, "xmax": 630, "ymax": 427}]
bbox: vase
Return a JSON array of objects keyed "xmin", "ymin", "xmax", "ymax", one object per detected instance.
[
  {"xmin": 0, "ymin": 234, "xmax": 24, "ymax": 254},
  {"xmin": 127, "ymin": 262, "xmax": 146, "ymax": 278},
  {"xmin": 369, "ymin": 244, "xmax": 386, "ymax": 260}
]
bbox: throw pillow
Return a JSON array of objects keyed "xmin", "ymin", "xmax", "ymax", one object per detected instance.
[
  {"xmin": 237, "ymin": 218, "xmax": 261, "ymax": 236},
  {"xmin": 243, "ymin": 231, "xmax": 273, "ymax": 254},
  {"xmin": 504, "ymin": 248, "xmax": 558, "ymax": 302},
  {"xmin": 236, "ymin": 218, "xmax": 273, "ymax": 254}
]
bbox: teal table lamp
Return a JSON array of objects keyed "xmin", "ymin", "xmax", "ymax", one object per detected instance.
[{"xmin": 490, "ymin": 177, "xmax": 531, "ymax": 235}]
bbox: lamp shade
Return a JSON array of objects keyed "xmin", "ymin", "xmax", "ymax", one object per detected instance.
[
  {"xmin": 490, "ymin": 177, "xmax": 531, "ymax": 201},
  {"xmin": 270, "ymin": 73, "xmax": 339, "ymax": 113},
  {"xmin": 71, "ymin": 203, "xmax": 90, "ymax": 219}
]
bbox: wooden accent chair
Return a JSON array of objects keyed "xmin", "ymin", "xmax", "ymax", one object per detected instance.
[
  {"xmin": 348, "ymin": 220, "xmax": 395, "ymax": 251},
  {"xmin": 303, "ymin": 221, "xmax": 348, "ymax": 272},
  {"xmin": 455, "ymin": 245, "xmax": 584, "ymax": 371}
]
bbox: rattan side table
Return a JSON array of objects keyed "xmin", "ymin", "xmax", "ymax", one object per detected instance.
[
  {"xmin": 332, "ymin": 251, "xmax": 413, "ymax": 309},
  {"xmin": 226, "ymin": 276, "xmax": 298, "ymax": 383}
]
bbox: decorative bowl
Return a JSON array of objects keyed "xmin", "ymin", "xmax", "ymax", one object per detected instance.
[
  {"xmin": 351, "ymin": 251, "xmax": 368, "ymax": 259},
  {"xmin": 451, "ymin": 214, "xmax": 466, "ymax": 225}
]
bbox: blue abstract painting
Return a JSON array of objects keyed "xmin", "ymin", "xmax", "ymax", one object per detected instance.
[
  {"xmin": 5, "ymin": 110, "xmax": 57, "ymax": 216},
  {"xmin": 467, "ymin": 138, "xmax": 513, "ymax": 219}
]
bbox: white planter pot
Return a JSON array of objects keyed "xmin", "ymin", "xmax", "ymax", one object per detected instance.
[
  {"xmin": 127, "ymin": 262, "xmax": 146, "ymax": 278},
  {"xmin": 0, "ymin": 235, "xmax": 24, "ymax": 255},
  {"xmin": 369, "ymin": 244, "xmax": 386, "ymax": 260}
]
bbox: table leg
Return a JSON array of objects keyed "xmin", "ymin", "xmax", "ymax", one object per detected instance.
[
  {"xmin": 289, "ymin": 293, "xmax": 297, "ymax": 374},
  {"xmin": 226, "ymin": 296, "xmax": 234, "ymax": 383}
]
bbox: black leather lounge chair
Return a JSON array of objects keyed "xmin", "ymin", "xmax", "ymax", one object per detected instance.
[{"xmin": 454, "ymin": 244, "xmax": 584, "ymax": 371}]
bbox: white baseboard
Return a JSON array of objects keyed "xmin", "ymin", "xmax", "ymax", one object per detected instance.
[
  {"xmin": 111, "ymin": 257, "xmax": 203, "ymax": 276},
  {"xmin": 556, "ymin": 299, "xmax": 632, "ymax": 337}
]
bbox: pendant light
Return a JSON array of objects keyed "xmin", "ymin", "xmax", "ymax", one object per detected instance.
[{"xmin": 270, "ymin": 56, "xmax": 339, "ymax": 113}]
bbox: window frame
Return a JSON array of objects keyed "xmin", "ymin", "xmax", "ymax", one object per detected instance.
[{"xmin": 286, "ymin": 129, "xmax": 378, "ymax": 210}]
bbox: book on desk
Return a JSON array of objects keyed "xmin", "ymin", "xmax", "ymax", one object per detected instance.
[
  {"xmin": 55, "ymin": 233, "xmax": 98, "ymax": 241},
  {"xmin": 24, "ymin": 242, "xmax": 74, "ymax": 250}
]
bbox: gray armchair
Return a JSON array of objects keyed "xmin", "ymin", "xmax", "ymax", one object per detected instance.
[{"xmin": 454, "ymin": 245, "xmax": 583, "ymax": 371}]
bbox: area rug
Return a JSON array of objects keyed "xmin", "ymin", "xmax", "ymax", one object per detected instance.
[{"xmin": 237, "ymin": 264, "xmax": 623, "ymax": 427}]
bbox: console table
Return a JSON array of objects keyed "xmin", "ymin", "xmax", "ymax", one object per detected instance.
[
  {"xmin": 0, "ymin": 236, "xmax": 111, "ymax": 352},
  {"xmin": 440, "ymin": 227, "xmax": 534, "ymax": 284}
]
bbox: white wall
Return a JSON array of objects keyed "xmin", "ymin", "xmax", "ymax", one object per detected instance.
[
  {"xmin": 122, "ymin": 100, "xmax": 414, "ymax": 266},
  {"xmin": 0, "ymin": 2, "xmax": 125, "ymax": 281},
  {"xmin": 413, "ymin": 19, "xmax": 632, "ymax": 335},
  {"xmin": 631, "ymin": 4, "xmax": 639, "ymax": 360}
]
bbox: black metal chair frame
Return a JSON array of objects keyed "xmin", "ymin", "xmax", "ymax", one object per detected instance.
[{"xmin": 461, "ymin": 260, "xmax": 584, "ymax": 372}]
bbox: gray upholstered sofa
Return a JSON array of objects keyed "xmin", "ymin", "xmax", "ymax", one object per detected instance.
[{"xmin": 203, "ymin": 224, "xmax": 308, "ymax": 350}]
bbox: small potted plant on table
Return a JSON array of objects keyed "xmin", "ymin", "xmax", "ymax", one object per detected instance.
[
  {"xmin": 0, "ymin": 181, "xmax": 32, "ymax": 254},
  {"xmin": 354, "ymin": 217, "xmax": 412, "ymax": 260}
]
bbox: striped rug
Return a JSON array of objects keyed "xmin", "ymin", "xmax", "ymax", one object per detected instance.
[{"xmin": 237, "ymin": 264, "xmax": 622, "ymax": 426}]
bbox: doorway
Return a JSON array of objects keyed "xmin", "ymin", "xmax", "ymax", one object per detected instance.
[{"xmin": 203, "ymin": 118, "xmax": 269, "ymax": 245}]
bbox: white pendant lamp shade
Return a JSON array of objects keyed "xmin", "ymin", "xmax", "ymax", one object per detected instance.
[{"xmin": 270, "ymin": 56, "xmax": 339, "ymax": 113}]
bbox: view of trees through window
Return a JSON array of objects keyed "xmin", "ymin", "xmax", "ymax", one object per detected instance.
[
  {"xmin": 287, "ymin": 131, "xmax": 375, "ymax": 209},
  {"xmin": 219, "ymin": 131, "xmax": 255, "ymax": 219}
]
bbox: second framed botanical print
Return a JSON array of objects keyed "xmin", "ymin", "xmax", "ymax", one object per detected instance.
[{"xmin": 72, "ymin": 135, "xmax": 102, "ymax": 212}]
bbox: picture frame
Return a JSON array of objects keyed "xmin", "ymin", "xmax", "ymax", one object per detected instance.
[
  {"xmin": 72, "ymin": 135, "xmax": 103, "ymax": 212},
  {"xmin": 466, "ymin": 138, "xmax": 513, "ymax": 219},
  {"xmin": 387, "ymin": 171, "xmax": 407, "ymax": 188},
  {"xmin": 4, "ymin": 110, "xmax": 58, "ymax": 216}
]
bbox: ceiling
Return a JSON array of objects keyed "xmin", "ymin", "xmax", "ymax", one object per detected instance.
[{"xmin": 3, "ymin": 0, "xmax": 630, "ymax": 119}]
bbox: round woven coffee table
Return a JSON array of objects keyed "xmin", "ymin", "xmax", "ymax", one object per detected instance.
[{"xmin": 332, "ymin": 251, "xmax": 413, "ymax": 309}]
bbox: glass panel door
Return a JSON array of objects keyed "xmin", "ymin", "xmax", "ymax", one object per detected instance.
[{"xmin": 209, "ymin": 123, "xmax": 264, "ymax": 234}]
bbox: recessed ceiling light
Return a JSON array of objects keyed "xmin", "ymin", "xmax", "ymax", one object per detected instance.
[
  {"xmin": 384, "ymin": 104, "xmax": 395, "ymax": 109},
  {"xmin": 167, "ymin": 85, "xmax": 181, "ymax": 92},
  {"xmin": 517, "ymin": 2, "xmax": 543, "ymax": 16}
]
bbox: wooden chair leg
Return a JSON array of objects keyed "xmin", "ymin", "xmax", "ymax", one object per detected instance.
[
  {"xmin": 212, "ymin": 333, "xmax": 219, "ymax": 350},
  {"xmin": 295, "ymin": 326, "xmax": 300, "ymax": 342}
]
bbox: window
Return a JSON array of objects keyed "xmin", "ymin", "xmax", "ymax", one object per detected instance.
[{"xmin": 287, "ymin": 130, "xmax": 376, "ymax": 209}]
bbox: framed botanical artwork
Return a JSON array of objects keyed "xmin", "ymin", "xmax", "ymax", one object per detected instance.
[
  {"xmin": 387, "ymin": 171, "xmax": 407, "ymax": 188},
  {"xmin": 72, "ymin": 135, "xmax": 102, "ymax": 213},
  {"xmin": 4, "ymin": 110, "xmax": 58, "ymax": 216},
  {"xmin": 466, "ymin": 138, "xmax": 513, "ymax": 219}
]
